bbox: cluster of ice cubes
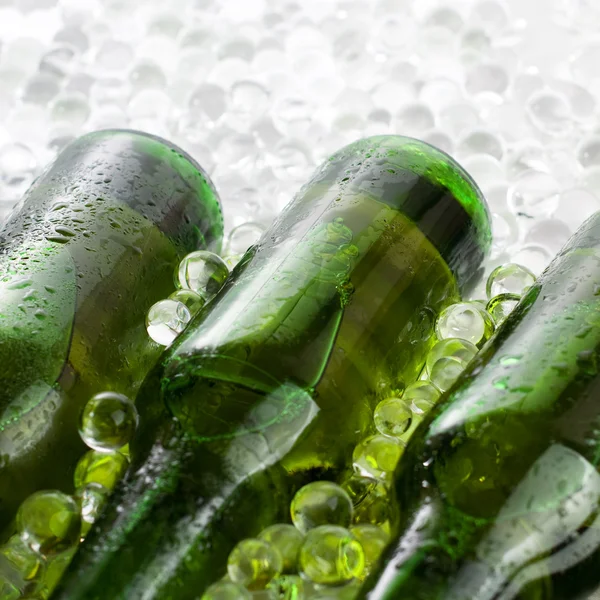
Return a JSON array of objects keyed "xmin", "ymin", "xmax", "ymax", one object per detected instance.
[{"xmin": 0, "ymin": 0, "xmax": 599, "ymax": 289}]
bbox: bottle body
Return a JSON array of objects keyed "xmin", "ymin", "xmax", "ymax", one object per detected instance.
[
  {"xmin": 0, "ymin": 130, "xmax": 222, "ymax": 527},
  {"xmin": 362, "ymin": 212, "xmax": 600, "ymax": 600},
  {"xmin": 55, "ymin": 135, "xmax": 490, "ymax": 599}
]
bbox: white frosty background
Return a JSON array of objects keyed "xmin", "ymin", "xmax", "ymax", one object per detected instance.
[{"xmin": 0, "ymin": 0, "xmax": 600, "ymax": 297}]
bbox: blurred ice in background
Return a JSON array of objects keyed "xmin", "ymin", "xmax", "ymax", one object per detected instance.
[{"xmin": 0, "ymin": 0, "xmax": 599, "ymax": 294}]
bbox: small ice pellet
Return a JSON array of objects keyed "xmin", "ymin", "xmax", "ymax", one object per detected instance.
[
  {"xmin": 395, "ymin": 103, "xmax": 435, "ymax": 136},
  {"xmin": 461, "ymin": 154, "xmax": 505, "ymax": 193},
  {"xmin": 146, "ymin": 299, "xmax": 191, "ymax": 346},
  {"xmin": 74, "ymin": 450, "xmax": 129, "ymax": 491},
  {"xmin": 201, "ymin": 581, "xmax": 251, "ymax": 600},
  {"xmin": 350, "ymin": 524, "xmax": 390, "ymax": 578},
  {"xmin": 75, "ymin": 483, "xmax": 109, "ymax": 539},
  {"xmin": 404, "ymin": 381, "xmax": 441, "ymax": 409},
  {"xmin": 577, "ymin": 135, "xmax": 600, "ymax": 169},
  {"xmin": 526, "ymin": 90, "xmax": 573, "ymax": 137},
  {"xmin": 465, "ymin": 63, "xmax": 509, "ymax": 96},
  {"xmin": 227, "ymin": 538, "xmax": 282, "ymax": 590},
  {"xmin": 266, "ymin": 575, "xmax": 305, "ymax": 600},
  {"xmin": 373, "ymin": 397, "xmax": 412, "ymax": 438},
  {"xmin": 291, "ymin": 481, "xmax": 353, "ymax": 534},
  {"xmin": 486, "ymin": 293, "xmax": 520, "ymax": 326},
  {"xmin": 78, "ymin": 392, "xmax": 138, "ymax": 452},
  {"xmin": 226, "ymin": 222, "xmax": 265, "ymax": 257},
  {"xmin": 435, "ymin": 302, "xmax": 495, "ymax": 346},
  {"xmin": 0, "ymin": 143, "xmax": 37, "ymax": 190},
  {"xmin": 507, "ymin": 171, "xmax": 560, "ymax": 218},
  {"xmin": 175, "ymin": 251, "xmax": 229, "ymax": 302},
  {"xmin": 427, "ymin": 338, "xmax": 478, "ymax": 378},
  {"xmin": 50, "ymin": 92, "xmax": 90, "ymax": 128},
  {"xmin": 168, "ymin": 289, "xmax": 206, "ymax": 316},
  {"xmin": 524, "ymin": 219, "xmax": 572, "ymax": 254},
  {"xmin": 299, "ymin": 526, "xmax": 364, "ymax": 585},
  {"xmin": 258, "ymin": 524, "xmax": 304, "ymax": 573},
  {"xmin": 429, "ymin": 356, "xmax": 469, "ymax": 392},
  {"xmin": 486, "ymin": 263, "xmax": 536, "ymax": 299},
  {"xmin": 352, "ymin": 435, "xmax": 404, "ymax": 481},
  {"xmin": 456, "ymin": 129, "xmax": 504, "ymax": 160},
  {"xmin": 510, "ymin": 244, "xmax": 552, "ymax": 275},
  {"xmin": 17, "ymin": 491, "xmax": 81, "ymax": 556}
]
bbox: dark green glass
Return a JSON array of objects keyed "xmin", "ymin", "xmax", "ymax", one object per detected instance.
[
  {"xmin": 0, "ymin": 130, "xmax": 222, "ymax": 529},
  {"xmin": 360, "ymin": 212, "xmax": 600, "ymax": 600},
  {"xmin": 54, "ymin": 135, "xmax": 490, "ymax": 600}
]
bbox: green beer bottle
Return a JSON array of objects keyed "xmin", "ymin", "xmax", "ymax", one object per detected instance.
[
  {"xmin": 54, "ymin": 135, "xmax": 491, "ymax": 599},
  {"xmin": 0, "ymin": 130, "xmax": 222, "ymax": 528},
  {"xmin": 360, "ymin": 212, "xmax": 600, "ymax": 600}
]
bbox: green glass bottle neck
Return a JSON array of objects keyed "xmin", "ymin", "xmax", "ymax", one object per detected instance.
[
  {"xmin": 323, "ymin": 136, "xmax": 492, "ymax": 294},
  {"xmin": 13, "ymin": 129, "xmax": 224, "ymax": 255}
]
